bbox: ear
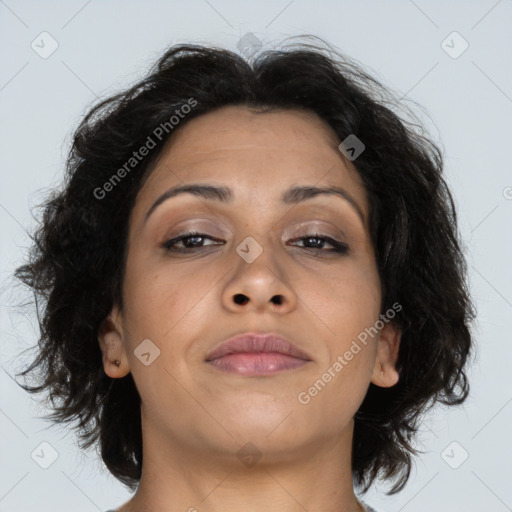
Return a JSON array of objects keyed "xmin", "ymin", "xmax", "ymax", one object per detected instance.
[
  {"xmin": 98, "ymin": 305, "xmax": 130, "ymax": 378},
  {"xmin": 370, "ymin": 321, "xmax": 401, "ymax": 388}
]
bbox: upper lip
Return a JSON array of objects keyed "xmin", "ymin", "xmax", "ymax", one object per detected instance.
[{"xmin": 205, "ymin": 333, "xmax": 312, "ymax": 361}]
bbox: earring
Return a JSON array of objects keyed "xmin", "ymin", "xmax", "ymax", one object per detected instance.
[{"xmin": 113, "ymin": 359, "xmax": 121, "ymax": 367}]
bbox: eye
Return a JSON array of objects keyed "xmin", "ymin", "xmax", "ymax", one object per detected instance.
[
  {"xmin": 162, "ymin": 231, "xmax": 224, "ymax": 252},
  {"xmin": 289, "ymin": 234, "xmax": 349, "ymax": 254},
  {"xmin": 162, "ymin": 231, "xmax": 349, "ymax": 255}
]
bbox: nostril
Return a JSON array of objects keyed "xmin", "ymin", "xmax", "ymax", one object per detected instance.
[{"xmin": 234, "ymin": 294, "xmax": 249, "ymax": 305}]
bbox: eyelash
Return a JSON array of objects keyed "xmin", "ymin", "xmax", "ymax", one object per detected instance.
[{"xmin": 162, "ymin": 230, "xmax": 349, "ymax": 255}]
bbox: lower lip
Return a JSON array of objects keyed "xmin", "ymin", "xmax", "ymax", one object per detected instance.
[{"xmin": 207, "ymin": 353, "xmax": 310, "ymax": 376}]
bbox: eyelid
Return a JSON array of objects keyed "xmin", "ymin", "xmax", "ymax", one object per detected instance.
[
  {"xmin": 159, "ymin": 219, "xmax": 230, "ymax": 242},
  {"xmin": 158, "ymin": 216, "xmax": 349, "ymax": 246},
  {"xmin": 282, "ymin": 219, "xmax": 347, "ymax": 240}
]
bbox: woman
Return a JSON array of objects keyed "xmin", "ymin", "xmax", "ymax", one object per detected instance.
[{"xmin": 15, "ymin": 37, "xmax": 474, "ymax": 512}]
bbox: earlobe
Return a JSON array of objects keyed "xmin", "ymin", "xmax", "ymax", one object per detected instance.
[
  {"xmin": 97, "ymin": 306, "xmax": 130, "ymax": 378},
  {"xmin": 370, "ymin": 321, "xmax": 401, "ymax": 388}
]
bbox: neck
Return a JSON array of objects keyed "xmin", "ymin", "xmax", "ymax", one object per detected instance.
[{"xmin": 118, "ymin": 417, "xmax": 365, "ymax": 512}]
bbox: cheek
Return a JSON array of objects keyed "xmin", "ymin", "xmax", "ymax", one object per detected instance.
[
  {"xmin": 307, "ymin": 257, "xmax": 381, "ymax": 334},
  {"xmin": 304, "ymin": 259, "xmax": 380, "ymax": 383},
  {"xmin": 298, "ymin": 268, "xmax": 379, "ymax": 419},
  {"xmin": 121, "ymin": 253, "xmax": 203, "ymax": 338}
]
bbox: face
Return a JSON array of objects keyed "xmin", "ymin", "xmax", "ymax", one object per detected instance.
[{"xmin": 100, "ymin": 106, "xmax": 400, "ymax": 463}]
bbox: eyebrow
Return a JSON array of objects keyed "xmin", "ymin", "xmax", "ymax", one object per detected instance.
[{"xmin": 144, "ymin": 183, "xmax": 366, "ymax": 227}]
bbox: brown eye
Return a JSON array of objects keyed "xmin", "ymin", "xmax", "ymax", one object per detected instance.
[
  {"xmin": 163, "ymin": 231, "xmax": 224, "ymax": 252},
  {"xmin": 289, "ymin": 234, "xmax": 349, "ymax": 254}
]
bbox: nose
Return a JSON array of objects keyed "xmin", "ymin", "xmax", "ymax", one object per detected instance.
[{"xmin": 221, "ymin": 246, "xmax": 298, "ymax": 315}]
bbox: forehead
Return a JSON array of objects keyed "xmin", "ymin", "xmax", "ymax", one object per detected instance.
[
  {"xmin": 138, "ymin": 106, "xmax": 368, "ymax": 214},
  {"xmin": 166, "ymin": 106, "xmax": 339, "ymax": 155}
]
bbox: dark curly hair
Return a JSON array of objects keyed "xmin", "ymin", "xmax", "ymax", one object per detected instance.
[{"xmin": 14, "ymin": 36, "xmax": 475, "ymax": 495}]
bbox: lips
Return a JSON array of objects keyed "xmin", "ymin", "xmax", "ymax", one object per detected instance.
[{"xmin": 205, "ymin": 333, "xmax": 312, "ymax": 376}]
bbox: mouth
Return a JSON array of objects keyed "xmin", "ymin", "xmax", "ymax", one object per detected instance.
[{"xmin": 205, "ymin": 333, "xmax": 312, "ymax": 376}]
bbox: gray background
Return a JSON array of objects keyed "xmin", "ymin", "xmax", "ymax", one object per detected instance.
[{"xmin": 1, "ymin": 1, "xmax": 511, "ymax": 511}]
